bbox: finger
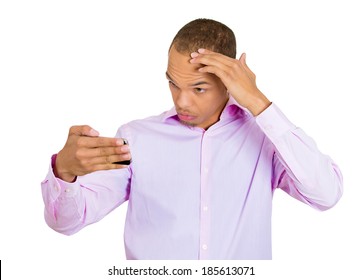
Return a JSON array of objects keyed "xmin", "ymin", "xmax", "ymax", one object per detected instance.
[
  {"xmin": 198, "ymin": 65, "xmax": 233, "ymax": 84},
  {"xmin": 80, "ymin": 150, "xmax": 131, "ymax": 166},
  {"xmin": 109, "ymin": 153, "xmax": 132, "ymax": 165},
  {"xmin": 190, "ymin": 54, "xmax": 234, "ymax": 70},
  {"xmin": 192, "ymin": 55, "xmax": 233, "ymax": 78},
  {"xmin": 94, "ymin": 137, "xmax": 126, "ymax": 148},
  {"xmin": 78, "ymin": 136, "xmax": 126, "ymax": 148},
  {"xmin": 190, "ymin": 49, "xmax": 236, "ymax": 67},
  {"xmin": 190, "ymin": 54, "xmax": 236, "ymax": 82},
  {"xmin": 189, "ymin": 48, "xmax": 215, "ymax": 57},
  {"xmin": 198, "ymin": 48, "xmax": 212, "ymax": 54},
  {"xmin": 88, "ymin": 144, "xmax": 130, "ymax": 158},
  {"xmin": 69, "ymin": 125, "xmax": 100, "ymax": 137},
  {"xmin": 102, "ymin": 153, "xmax": 132, "ymax": 166},
  {"xmin": 90, "ymin": 162, "xmax": 130, "ymax": 172},
  {"xmin": 198, "ymin": 48, "xmax": 234, "ymax": 61}
]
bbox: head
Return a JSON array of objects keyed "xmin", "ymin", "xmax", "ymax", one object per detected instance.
[{"xmin": 166, "ymin": 18, "xmax": 237, "ymax": 130}]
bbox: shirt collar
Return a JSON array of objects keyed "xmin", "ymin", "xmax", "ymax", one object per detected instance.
[
  {"xmin": 161, "ymin": 106, "xmax": 178, "ymax": 122},
  {"xmin": 161, "ymin": 96, "xmax": 252, "ymax": 123},
  {"xmin": 221, "ymin": 96, "xmax": 252, "ymax": 119}
]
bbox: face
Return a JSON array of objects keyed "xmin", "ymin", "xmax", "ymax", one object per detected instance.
[{"xmin": 166, "ymin": 46, "xmax": 229, "ymax": 130}]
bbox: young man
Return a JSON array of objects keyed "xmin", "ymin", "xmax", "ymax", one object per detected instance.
[{"xmin": 41, "ymin": 18, "xmax": 343, "ymax": 259}]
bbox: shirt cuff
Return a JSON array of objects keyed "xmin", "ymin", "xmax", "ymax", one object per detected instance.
[{"xmin": 255, "ymin": 103, "xmax": 297, "ymax": 142}]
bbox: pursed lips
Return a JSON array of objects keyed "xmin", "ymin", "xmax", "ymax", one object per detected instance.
[{"xmin": 177, "ymin": 112, "xmax": 197, "ymax": 121}]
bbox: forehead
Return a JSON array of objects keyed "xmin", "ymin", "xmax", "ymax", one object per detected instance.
[{"xmin": 167, "ymin": 46, "xmax": 215, "ymax": 85}]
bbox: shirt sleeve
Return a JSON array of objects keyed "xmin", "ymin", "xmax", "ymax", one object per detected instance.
[
  {"xmin": 41, "ymin": 135, "xmax": 131, "ymax": 235},
  {"xmin": 256, "ymin": 103, "xmax": 343, "ymax": 210}
]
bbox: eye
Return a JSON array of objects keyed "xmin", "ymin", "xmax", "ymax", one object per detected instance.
[
  {"xmin": 168, "ymin": 81, "xmax": 178, "ymax": 89},
  {"xmin": 194, "ymin": 88, "xmax": 206, "ymax": 94}
]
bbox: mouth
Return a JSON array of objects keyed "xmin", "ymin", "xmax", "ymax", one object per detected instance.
[{"xmin": 177, "ymin": 113, "xmax": 196, "ymax": 122}]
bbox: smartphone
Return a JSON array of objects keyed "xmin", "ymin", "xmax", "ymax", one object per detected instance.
[
  {"xmin": 113, "ymin": 138, "xmax": 132, "ymax": 165},
  {"xmin": 113, "ymin": 159, "xmax": 132, "ymax": 165}
]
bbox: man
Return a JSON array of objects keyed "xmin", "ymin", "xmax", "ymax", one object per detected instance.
[{"xmin": 41, "ymin": 18, "xmax": 343, "ymax": 260}]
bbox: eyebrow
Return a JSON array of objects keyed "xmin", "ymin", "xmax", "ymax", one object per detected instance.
[
  {"xmin": 165, "ymin": 72, "xmax": 174, "ymax": 81},
  {"xmin": 165, "ymin": 72, "xmax": 211, "ymax": 87}
]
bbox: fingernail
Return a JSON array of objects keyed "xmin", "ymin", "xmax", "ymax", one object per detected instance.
[
  {"xmin": 190, "ymin": 52, "xmax": 199, "ymax": 58},
  {"xmin": 116, "ymin": 139, "xmax": 124, "ymax": 145},
  {"xmin": 121, "ymin": 145, "xmax": 130, "ymax": 152},
  {"xmin": 90, "ymin": 129, "xmax": 99, "ymax": 136},
  {"xmin": 198, "ymin": 48, "xmax": 205, "ymax": 53}
]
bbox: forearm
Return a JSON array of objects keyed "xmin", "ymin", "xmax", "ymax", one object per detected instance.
[
  {"xmin": 41, "ymin": 163, "xmax": 86, "ymax": 235},
  {"xmin": 233, "ymin": 89, "xmax": 272, "ymax": 117},
  {"xmin": 41, "ymin": 155, "xmax": 130, "ymax": 234},
  {"xmin": 256, "ymin": 104, "xmax": 343, "ymax": 210}
]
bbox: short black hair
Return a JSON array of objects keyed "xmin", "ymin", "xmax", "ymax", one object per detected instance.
[{"xmin": 170, "ymin": 18, "xmax": 236, "ymax": 58}]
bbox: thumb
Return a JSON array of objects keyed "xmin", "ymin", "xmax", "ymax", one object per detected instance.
[
  {"xmin": 239, "ymin": 53, "xmax": 256, "ymax": 79},
  {"xmin": 239, "ymin": 52, "xmax": 247, "ymax": 67},
  {"xmin": 69, "ymin": 125, "xmax": 100, "ymax": 137}
]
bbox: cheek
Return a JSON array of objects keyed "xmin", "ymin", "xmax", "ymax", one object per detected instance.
[
  {"xmin": 197, "ymin": 97, "xmax": 218, "ymax": 115},
  {"xmin": 199, "ymin": 94, "xmax": 228, "ymax": 117},
  {"xmin": 169, "ymin": 87, "xmax": 178, "ymax": 101},
  {"xmin": 205, "ymin": 93, "xmax": 226, "ymax": 108}
]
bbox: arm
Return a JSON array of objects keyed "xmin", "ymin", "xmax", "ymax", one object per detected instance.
[
  {"xmin": 41, "ymin": 125, "xmax": 132, "ymax": 235},
  {"xmin": 41, "ymin": 156, "xmax": 131, "ymax": 234},
  {"xmin": 190, "ymin": 49, "xmax": 343, "ymax": 210},
  {"xmin": 256, "ymin": 104, "xmax": 343, "ymax": 210}
]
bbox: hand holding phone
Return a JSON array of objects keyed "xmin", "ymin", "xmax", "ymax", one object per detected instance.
[{"xmin": 113, "ymin": 138, "xmax": 132, "ymax": 165}]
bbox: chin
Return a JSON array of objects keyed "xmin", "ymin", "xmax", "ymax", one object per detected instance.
[{"xmin": 179, "ymin": 120, "xmax": 197, "ymax": 128}]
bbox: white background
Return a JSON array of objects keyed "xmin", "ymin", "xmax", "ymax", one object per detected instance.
[{"xmin": 1, "ymin": 0, "xmax": 360, "ymax": 279}]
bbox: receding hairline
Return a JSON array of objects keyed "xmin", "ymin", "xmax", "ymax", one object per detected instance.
[{"xmin": 169, "ymin": 18, "xmax": 237, "ymax": 58}]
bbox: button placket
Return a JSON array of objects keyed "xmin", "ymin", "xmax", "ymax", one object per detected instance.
[{"xmin": 199, "ymin": 132, "xmax": 211, "ymax": 259}]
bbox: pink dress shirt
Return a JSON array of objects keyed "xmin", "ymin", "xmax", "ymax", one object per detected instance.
[{"xmin": 41, "ymin": 97, "xmax": 343, "ymax": 260}]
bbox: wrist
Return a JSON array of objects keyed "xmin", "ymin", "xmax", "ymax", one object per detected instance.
[
  {"xmin": 245, "ymin": 92, "xmax": 272, "ymax": 116},
  {"xmin": 52, "ymin": 154, "xmax": 77, "ymax": 183}
]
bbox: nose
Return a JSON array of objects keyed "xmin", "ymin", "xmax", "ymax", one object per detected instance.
[{"xmin": 174, "ymin": 90, "xmax": 192, "ymax": 109}]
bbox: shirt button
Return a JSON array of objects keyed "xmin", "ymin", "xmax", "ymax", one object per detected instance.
[
  {"xmin": 64, "ymin": 188, "xmax": 71, "ymax": 193},
  {"xmin": 203, "ymin": 206, "xmax": 208, "ymax": 211},
  {"xmin": 204, "ymin": 167, "xmax": 209, "ymax": 173},
  {"xmin": 202, "ymin": 244, "xmax": 208, "ymax": 250},
  {"xmin": 54, "ymin": 185, "xmax": 59, "ymax": 192}
]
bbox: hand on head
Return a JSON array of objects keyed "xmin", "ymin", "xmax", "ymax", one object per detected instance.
[{"xmin": 189, "ymin": 49, "xmax": 271, "ymax": 116}]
